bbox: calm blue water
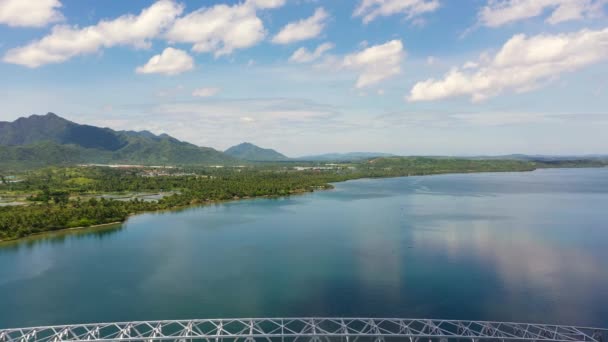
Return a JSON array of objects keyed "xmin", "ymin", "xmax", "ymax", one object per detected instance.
[{"xmin": 1, "ymin": 168, "xmax": 608, "ymax": 328}]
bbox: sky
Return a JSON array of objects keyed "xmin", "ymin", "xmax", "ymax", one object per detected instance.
[{"xmin": 1, "ymin": 0, "xmax": 607, "ymax": 157}]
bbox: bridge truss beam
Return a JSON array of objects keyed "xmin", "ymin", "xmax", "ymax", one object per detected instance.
[{"xmin": 0, "ymin": 318, "xmax": 606, "ymax": 342}]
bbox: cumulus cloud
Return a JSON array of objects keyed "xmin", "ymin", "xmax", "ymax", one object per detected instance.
[
  {"xmin": 0, "ymin": 0, "xmax": 63, "ymax": 27},
  {"xmin": 354, "ymin": 0, "xmax": 440, "ymax": 24},
  {"xmin": 136, "ymin": 47, "xmax": 194, "ymax": 75},
  {"xmin": 408, "ymin": 28, "xmax": 608, "ymax": 102},
  {"xmin": 3, "ymin": 0, "xmax": 183, "ymax": 68},
  {"xmin": 166, "ymin": 0, "xmax": 283, "ymax": 57},
  {"xmin": 272, "ymin": 7, "xmax": 329, "ymax": 44},
  {"xmin": 247, "ymin": 0, "xmax": 286, "ymax": 9},
  {"xmin": 192, "ymin": 87, "xmax": 221, "ymax": 97},
  {"xmin": 343, "ymin": 40, "xmax": 405, "ymax": 88},
  {"xmin": 289, "ymin": 42, "xmax": 334, "ymax": 63},
  {"xmin": 478, "ymin": 0, "xmax": 605, "ymax": 27}
]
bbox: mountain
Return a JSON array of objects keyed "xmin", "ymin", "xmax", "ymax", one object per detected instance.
[
  {"xmin": 0, "ymin": 113, "xmax": 127, "ymax": 150},
  {"xmin": 225, "ymin": 142, "xmax": 289, "ymax": 161},
  {"xmin": 0, "ymin": 113, "xmax": 237, "ymax": 168},
  {"xmin": 296, "ymin": 152, "xmax": 395, "ymax": 162}
]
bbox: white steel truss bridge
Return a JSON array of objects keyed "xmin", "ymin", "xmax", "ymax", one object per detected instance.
[{"xmin": 0, "ymin": 318, "xmax": 606, "ymax": 342}]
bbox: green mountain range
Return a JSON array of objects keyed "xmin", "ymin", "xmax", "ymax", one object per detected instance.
[
  {"xmin": 0, "ymin": 113, "xmax": 237, "ymax": 169},
  {"xmin": 224, "ymin": 142, "xmax": 289, "ymax": 161},
  {"xmin": 6, "ymin": 113, "xmax": 597, "ymax": 171}
]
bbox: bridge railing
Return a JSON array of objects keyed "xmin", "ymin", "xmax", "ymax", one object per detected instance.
[{"xmin": 0, "ymin": 318, "xmax": 606, "ymax": 342}]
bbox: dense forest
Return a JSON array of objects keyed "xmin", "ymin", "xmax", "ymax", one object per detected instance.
[{"xmin": 1, "ymin": 157, "xmax": 605, "ymax": 241}]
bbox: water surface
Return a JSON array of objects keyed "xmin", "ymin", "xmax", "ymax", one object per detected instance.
[{"xmin": 1, "ymin": 168, "xmax": 607, "ymax": 328}]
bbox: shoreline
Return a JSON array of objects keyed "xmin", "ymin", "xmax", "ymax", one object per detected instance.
[
  {"xmin": 0, "ymin": 221, "xmax": 123, "ymax": 243},
  {"xmin": 2, "ymin": 166, "xmax": 604, "ymax": 243},
  {"xmin": 0, "ymin": 187, "xmax": 326, "ymax": 243}
]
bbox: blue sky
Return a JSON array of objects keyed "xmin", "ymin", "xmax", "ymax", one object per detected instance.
[{"xmin": 1, "ymin": 0, "xmax": 607, "ymax": 156}]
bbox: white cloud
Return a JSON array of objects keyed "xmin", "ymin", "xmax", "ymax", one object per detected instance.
[
  {"xmin": 192, "ymin": 87, "xmax": 221, "ymax": 97},
  {"xmin": 272, "ymin": 7, "xmax": 329, "ymax": 44},
  {"xmin": 165, "ymin": 0, "xmax": 283, "ymax": 57},
  {"xmin": 0, "ymin": 0, "xmax": 63, "ymax": 27},
  {"xmin": 289, "ymin": 42, "xmax": 334, "ymax": 63},
  {"xmin": 408, "ymin": 28, "xmax": 608, "ymax": 102},
  {"xmin": 478, "ymin": 0, "xmax": 605, "ymax": 27},
  {"xmin": 136, "ymin": 47, "xmax": 194, "ymax": 75},
  {"xmin": 247, "ymin": 0, "xmax": 286, "ymax": 9},
  {"xmin": 354, "ymin": 0, "xmax": 440, "ymax": 24},
  {"xmin": 463, "ymin": 61, "xmax": 479, "ymax": 69},
  {"xmin": 3, "ymin": 0, "xmax": 183, "ymax": 68},
  {"xmin": 94, "ymin": 98, "xmax": 343, "ymax": 152},
  {"xmin": 343, "ymin": 40, "xmax": 405, "ymax": 88}
]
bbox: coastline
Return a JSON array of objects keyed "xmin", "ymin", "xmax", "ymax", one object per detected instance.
[
  {"xmin": 2, "ymin": 166, "xmax": 605, "ymax": 244},
  {"xmin": 0, "ymin": 221, "xmax": 123, "ymax": 243},
  {"xmin": 0, "ymin": 187, "xmax": 326, "ymax": 243}
]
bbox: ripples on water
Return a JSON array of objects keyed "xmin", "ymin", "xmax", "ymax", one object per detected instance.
[{"xmin": 0, "ymin": 168, "xmax": 607, "ymax": 328}]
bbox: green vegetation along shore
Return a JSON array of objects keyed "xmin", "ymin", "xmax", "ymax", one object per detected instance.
[{"xmin": 1, "ymin": 157, "xmax": 606, "ymax": 241}]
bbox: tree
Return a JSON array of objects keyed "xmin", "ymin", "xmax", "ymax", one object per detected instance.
[{"xmin": 51, "ymin": 191, "xmax": 70, "ymax": 205}]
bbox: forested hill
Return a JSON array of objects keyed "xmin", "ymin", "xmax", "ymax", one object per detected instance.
[
  {"xmin": 0, "ymin": 113, "xmax": 126, "ymax": 150},
  {"xmin": 0, "ymin": 113, "xmax": 237, "ymax": 168},
  {"xmin": 225, "ymin": 142, "xmax": 289, "ymax": 161}
]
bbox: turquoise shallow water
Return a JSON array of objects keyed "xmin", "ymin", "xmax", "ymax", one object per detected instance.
[{"xmin": 1, "ymin": 168, "xmax": 608, "ymax": 328}]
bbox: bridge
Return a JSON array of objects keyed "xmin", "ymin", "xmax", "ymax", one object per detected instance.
[{"xmin": 1, "ymin": 318, "xmax": 606, "ymax": 342}]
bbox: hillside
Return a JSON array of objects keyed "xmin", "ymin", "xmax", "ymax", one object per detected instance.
[
  {"xmin": 0, "ymin": 113, "xmax": 237, "ymax": 168},
  {"xmin": 225, "ymin": 142, "xmax": 288, "ymax": 161},
  {"xmin": 0, "ymin": 142, "xmax": 113, "ymax": 169}
]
